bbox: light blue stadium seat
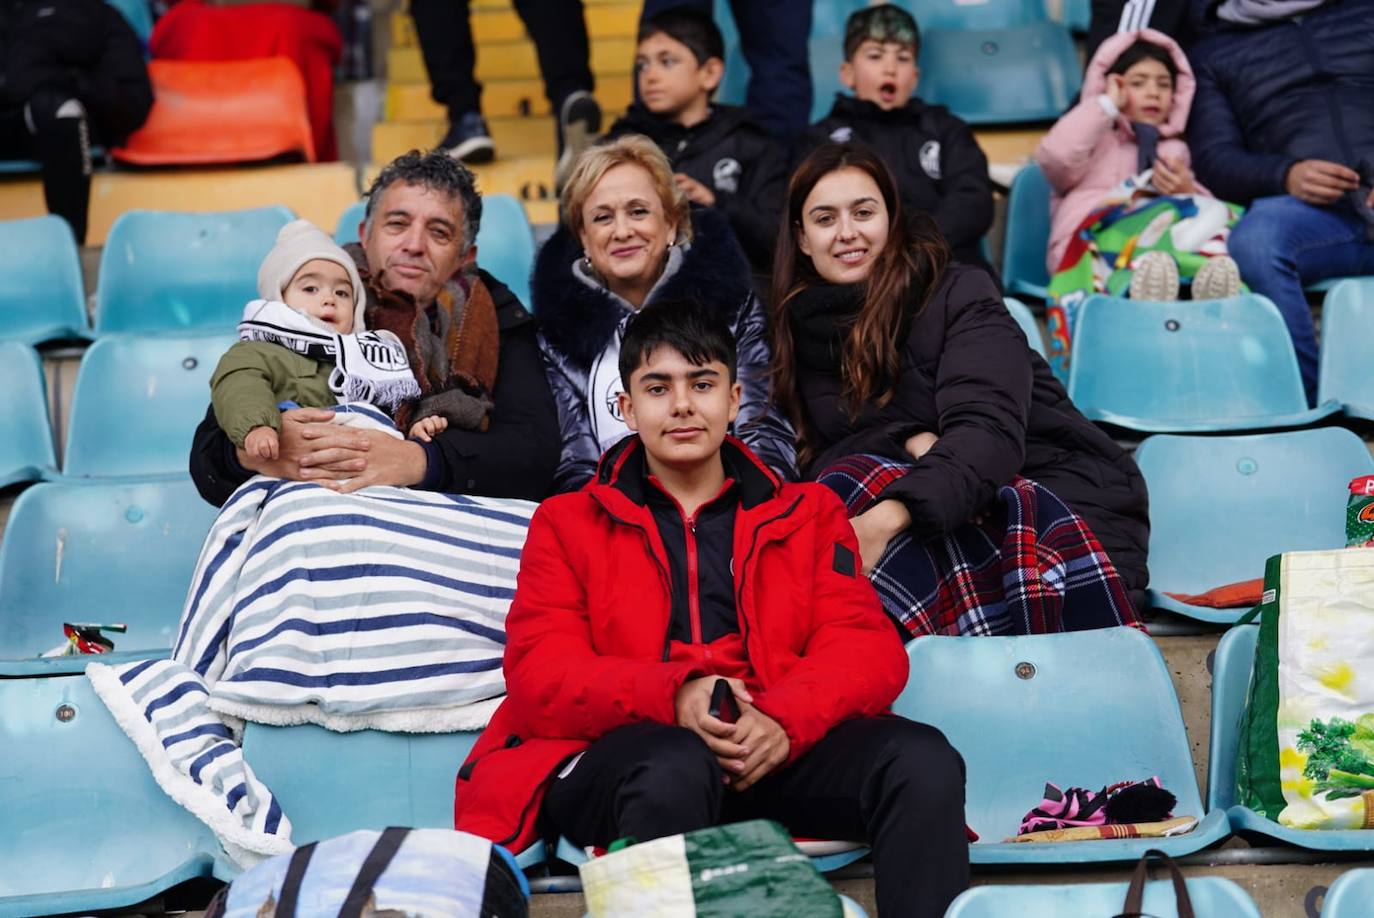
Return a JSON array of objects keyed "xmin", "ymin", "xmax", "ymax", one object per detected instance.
[
  {"xmin": 919, "ymin": 22, "xmax": 1081, "ymax": 125},
  {"xmin": 106, "ymin": 0, "xmax": 154, "ymax": 44},
  {"xmin": 240, "ymin": 724, "xmax": 549, "ymax": 869},
  {"xmin": 1137, "ymin": 429, "xmax": 1374, "ymax": 624},
  {"xmin": 334, "ymin": 200, "xmax": 367, "ymax": 245},
  {"xmin": 332, "ymin": 194, "xmax": 536, "ymax": 309},
  {"xmin": 894, "ymin": 628, "xmax": 1230, "ymax": 863},
  {"xmin": 1002, "ymin": 163, "xmax": 1052, "ymax": 300},
  {"xmin": 1317, "ymin": 278, "xmax": 1374, "ymax": 420},
  {"xmin": 1067, "ymin": 294, "xmax": 1342, "ymax": 433},
  {"xmin": 0, "ymin": 479, "xmax": 218, "ymax": 672},
  {"xmin": 0, "ymin": 343, "xmax": 58, "ymax": 488},
  {"xmin": 905, "ymin": 0, "xmax": 1047, "ymax": 30},
  {"xmin": 1005, "ymin": 296, "xmax": 1046, "ymax": 357},
  {"xmin": 1323, "ymin": 869, "xmax": 1374, "ymax": 916},
  {"xmin": 63, "ymin": 333, "xmax": 233, "ymax": 479},
  {"xmin": 0, "ymin": 215, "xmax": 90, "ymax": 344},
  {"xmin": 95, "ymin": 206, "xmax": 294, "ymax": 335},
  {"xmin": 1209, "ymin": 625, "xmax": 1374, "ymax": 851},
  {"xmin": 0, "ymin": 674, "xmax": 225, "ymax": 917},
  {"xmin": 946, "ymin": 877, "xmax": 1261, "ymax": 917}
]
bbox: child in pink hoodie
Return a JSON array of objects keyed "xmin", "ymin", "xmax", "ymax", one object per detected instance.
[{"xmin": 1035, "ymin": 29, "xmax": 1240, "ymax": 302}]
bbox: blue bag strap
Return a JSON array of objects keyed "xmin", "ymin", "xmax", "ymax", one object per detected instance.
[
  {"xmin": 337, "ymin": 826, "xmax": 411, "ymax": 918},
  {"xmin": 275, "ymin": 841, "xmax": 318, "ymax": 917}
]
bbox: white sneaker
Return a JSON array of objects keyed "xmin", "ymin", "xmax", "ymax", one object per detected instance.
[
  {"xmin": 1191, "ymin": 255, "xmax": 1242, "ymax": 301},
  {"xmin": 1129, "ymin": 250, "xmax": 1181, "ymax": 302}
]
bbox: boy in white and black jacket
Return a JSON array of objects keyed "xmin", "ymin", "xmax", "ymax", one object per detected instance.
[
  {"xmin": 605, "ymin": 7, "xmax": 787, "ymax": 280},
  {"xmin": 795, "ymin": 4, "xmax": 995, "ymax": 276}
]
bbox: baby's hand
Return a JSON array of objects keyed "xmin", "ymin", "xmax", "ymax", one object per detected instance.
[
  {"xmin": 245, "ymin": 426, "xmax": 279, "ymax": 460},
  {"xmin": 409, "ymin": 415, "xmax": 449, "ymax": 442}
]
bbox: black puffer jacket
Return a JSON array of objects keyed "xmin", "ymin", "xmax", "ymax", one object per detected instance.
[
  {"xmin": 190, "ymin": 268, "xmax": 560, "ymax": 506},
  {"xmin": 795, "ymin": 265, "xmax": 1150, "ymax": 603},
  {"xmin": 1186, "ymin": 0, "xmax": 1374, "ymax": 204},
  {"xmin": 0, "ymin": 0, "xmax": 152, "ymax": 144},
  {"xmin": 533, "ymin": 206, "xmax": 797, "ymax": 493},
  {"xmin": 605, "ymin": 103, "xmax": 788, "ymax": 275},
  {"xmin": 796, "ymin": 95, "xmax": 995, "ymax": 274}
]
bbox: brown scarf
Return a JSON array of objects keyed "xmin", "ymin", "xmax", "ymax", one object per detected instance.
[{"xmin": 347, "ymin": 245, "xmax": 501, "ymax": 431}]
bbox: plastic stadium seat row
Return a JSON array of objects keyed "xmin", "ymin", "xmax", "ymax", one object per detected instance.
[
  {"xmin": 946, "ymin": 877, "xmax": 1261, "ymax": 917},
  {"xmin": 1138, "ymin": 428, "xmax": 1374, "ymax": 624},
  {"xmin": 333, "ymin": 193, "xmax": 537, "ymax": 310},
  {"xmin": 1067, "ymin": 294, "xmax": 1341, "ymax": 434},
  {"xmin": 0, "ymin": 344, "xmax": 58, "ymax": 488},
  {"xmin": 0, "ymin": 675, "xmax": 229, "ymax": 917},
  {"xmin": 0, "ymin": 478, "xmax": 218, "ymax": 674},
  {"xmin": 0, "ymin": 215, "xmax": 89, "ymax": 345},
  {"xmin": 1318, "ymin": 278, "xmax": 1374, "ymax": 420},
  {"xmin": 894, "ymin": 627, "xmax": 1231, "ymax": 864},
  {"xmin": 114, "ymin": 58, "xmax": 316, "ymax": 167},
  {"xmin": 717, "ymin": 11, "xmax": 1079, "ymax": 125}
]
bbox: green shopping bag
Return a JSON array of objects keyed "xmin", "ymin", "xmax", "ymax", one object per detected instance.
[
  {"xmin": 1235, "ymin": 550, "xmax": 1374, "ymax": 829},
  {"xmin": 579, "ymin": 820, "xmax": 847, "ymax": 918},
  {"xmin": 1234, "ymin": 555, "xmax": 1284, "ymax": 820}
]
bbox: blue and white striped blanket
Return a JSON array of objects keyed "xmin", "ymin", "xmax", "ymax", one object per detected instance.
[{"xmin": 88, "ymin": 477, "xmax": 535, "ymax": 866}]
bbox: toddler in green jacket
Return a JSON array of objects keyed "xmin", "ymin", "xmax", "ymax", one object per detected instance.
[{"xmin": 210, "ymin": 219, "xmax": 433, "ymax": 461}]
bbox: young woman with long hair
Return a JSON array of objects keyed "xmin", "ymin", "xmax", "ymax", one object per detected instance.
[{"xmin": 772, "ymin": 143, "xmax": 1150, "ymax": 636}]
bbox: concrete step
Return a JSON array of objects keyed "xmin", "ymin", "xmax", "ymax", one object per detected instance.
[
  {"xmin": 373, "ymin": 115, "xmax": 563, "ymax": 161},
  {"xmin": 387, "ymin": 36, "xmax": 635, "ymax": 84},
  {"xmin": 0, "ymin": 162, "xmax": 359, "ymax": 247},
  {"xmin": 390, "ymin": 2, "xmax": 638, "ymax": 47},
  {"xmin": 385, "ymin": 73, "xmax": 633, "ymax": 121}
]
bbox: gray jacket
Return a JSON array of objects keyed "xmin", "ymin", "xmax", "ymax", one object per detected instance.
[{"xmin": 533, "ymin": 206, "xmax": 796, "ymax": 493}]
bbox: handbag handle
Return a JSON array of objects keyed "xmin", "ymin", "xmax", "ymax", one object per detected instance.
[{"xmin": 1116, "ymin": 848, "xmax": 1194, "ymax": 918}]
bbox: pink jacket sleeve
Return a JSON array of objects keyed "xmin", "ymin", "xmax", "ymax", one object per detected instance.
[{"xmin": 1036, "ymin": 97, "xmax": 1117, "ymax": 194}]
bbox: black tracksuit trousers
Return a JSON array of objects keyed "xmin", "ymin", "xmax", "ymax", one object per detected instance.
[{"xmin": 541, "ymin": 717, "xmax": 970, "ymax": 918}]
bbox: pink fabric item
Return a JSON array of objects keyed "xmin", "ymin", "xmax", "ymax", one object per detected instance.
[{"xmin": 1034, "ymin": 29, "xmax": 1206, "ymax": 274}]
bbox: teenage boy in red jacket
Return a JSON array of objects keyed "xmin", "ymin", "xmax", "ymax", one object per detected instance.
[{"xmin": 455, "ymin": 301, "xmax": 969, "ymax": 918}]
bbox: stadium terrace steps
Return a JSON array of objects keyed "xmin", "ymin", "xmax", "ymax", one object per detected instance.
[
  {"xmin": 375, "ymin": 115, "xmax": 567, "ymax": 162},
  {"xmin": 390, "ymin": 2, "xmax": 639, "ymax": 47},
  {"xmin": 386, "ymin": 37, "xmax": 636, "ymax": 84},
  {"xmin": 385, "ymin": 74, "xmax": 634, "ymax": 121}
]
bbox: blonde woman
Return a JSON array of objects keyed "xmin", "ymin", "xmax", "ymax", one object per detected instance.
[{"xmin": 533, "ymin": 133, "xmax": 795, "ymax": 491}]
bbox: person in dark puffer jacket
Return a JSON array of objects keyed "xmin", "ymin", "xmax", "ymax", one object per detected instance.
[
  {"xmin": 0, "ymin": 0, "xmax": 152, "ymax": 243},
  {"xmin": 1186, "ymin": 0, "xmax": 1374, "ymax": 402},
  {"xmin": 535, "ymin": 134, "xmax": 796, "ymax": 493},
  {"xmin": 773, "ymin": 143, "xmax": 1150, "ymax": 614},
  {"xmin": 605, "ymin": 7, "xmax": 788, "ymax": 282},
  {"xmin": 794, "ymin": 4, "xmax": 995, "ymax": 277}
]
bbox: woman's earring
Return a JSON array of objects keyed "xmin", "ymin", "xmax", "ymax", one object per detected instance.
[{"xmin": 580, "ymin": 256, "xmax": 592, "ymax": 273}]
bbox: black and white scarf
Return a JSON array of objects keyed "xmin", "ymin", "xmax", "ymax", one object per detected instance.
[{"xmin": 237, "ymin": 299, "xmax": 421, "ymax": 412}]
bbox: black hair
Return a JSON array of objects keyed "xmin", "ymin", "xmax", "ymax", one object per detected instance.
[
  {"xmin": 619, "ymin": 299, "xmax": 738, "ymax": 389},
  {"xmin": 1106, "ymin": 39, "xmax": 1178, "ymax": 81},
  {"xmin": 638, "ymin": 6, "xmax": 725, "ymax": 65},
  {"xmin": 364, "ymin": 149, "xmax": 483, "ymax": 251},
  {"xmin": 843, "ymin": 3, "xmax": 920, "ymax": 59}
]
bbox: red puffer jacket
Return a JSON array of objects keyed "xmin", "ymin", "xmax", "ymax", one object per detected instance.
[{"xmin": 454, "ymin": 437, "xmax": 908, "ymax": 852}]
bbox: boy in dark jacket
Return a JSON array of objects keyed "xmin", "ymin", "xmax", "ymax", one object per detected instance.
[
  {"xmin": 455, "ymin": 301, "xmax": 970, "ymax": 918},
  {"xmin": 796, "ymin": 4, "xmax": 994, "ymax": 272},
  {"xmin": 605, "ymin": 7, "xmax": 787, "ymax": 278}
]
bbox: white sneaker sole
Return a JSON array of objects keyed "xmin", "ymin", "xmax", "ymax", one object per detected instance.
[
  {"xmin": 447, "ymin": 135, "xmax": 495, "ymax": 164},
  {"xmin": 1192, "ymin": 256, "xmax": 1242, "ymax": 301},
  {"xmin": 1129, "ymin": 252, "xmax": 1181, "ymax": 302}
]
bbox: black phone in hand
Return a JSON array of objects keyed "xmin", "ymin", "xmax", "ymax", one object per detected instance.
[{"xmin": 708, "ymin": 678, "xmax": 739, "ymax": 724}]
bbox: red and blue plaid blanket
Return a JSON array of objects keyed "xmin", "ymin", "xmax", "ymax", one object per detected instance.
[{"xmin": 818, "ymin": 454, "xmax": 1144, "ymax": 638}]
